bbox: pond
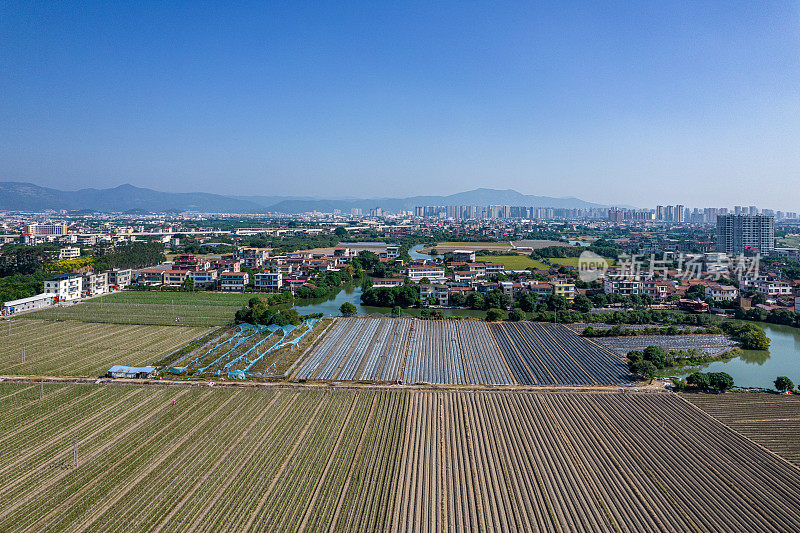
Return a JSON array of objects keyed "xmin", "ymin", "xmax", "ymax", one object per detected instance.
[{"xmin": 672, "ymin": 323, "xmax": 800, "ymax": 390}]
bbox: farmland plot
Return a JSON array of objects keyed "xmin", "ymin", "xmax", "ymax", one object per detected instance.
[
  {"xmin": 298, "ymin": 318, "xmax": 632, "ymax": 385},
  {"xmin": 0, "ymin": 319, "xmax": 210, "ymax": 377},
  {"xmin": 24, "ymin": 300, "xmax": 239, "ymax": 327},
  {"xmin": 0, "ymin": 385, "xmax": 405, "ymax": 532},
  {"xmin": 2, "ymin": 385, "xmax": 799, "ymax": 532},
  {"xmin": 683, "ymin": 392, "xmax": 800, "ymax": 466},
  {"xmin": 167, "ymin": 320, "xmax": 320, "ymax": 378},
  {"xmin": 490, "ymin": 322, "xmax": 631, "ymax": 385},
  {"xmin": 393, "ymin": 391, "xmax": 800, "ymax": 532}
]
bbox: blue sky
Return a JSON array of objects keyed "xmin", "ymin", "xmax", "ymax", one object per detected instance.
[{"xmin": 1, "ymin": 2, "xmax": 799, "ymax": 208}]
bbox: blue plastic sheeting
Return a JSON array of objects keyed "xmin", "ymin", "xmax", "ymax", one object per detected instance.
[
  {"xmin": 228, "ymin": 370, "xmax": 246, "ymax": 379},
  {"xmin": 243, "ymin": 318, "xmax": 318, "ymax": 375},
  {"xmin": 223, "ymin": 328, "xmax": 284, "ymax": 370},
  {"xmin": 177, "ymin": 324, "xmax": 252, "ymax": 372},
  {"xmin": 194, "ymin": 326, "xmax": 263, "ymax": 375},
  {"xmin": 170, "ymin": 367, "xmax": 187, "ymax": 375}
]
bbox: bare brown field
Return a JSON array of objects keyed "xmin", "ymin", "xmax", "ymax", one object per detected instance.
[
  {"xmin": 1, "ymin": 383, "xmax": 798, "ymax": 531},
  {"xmin": 682, "ymin": 392, "xmax": 800, "ymax": 466}
]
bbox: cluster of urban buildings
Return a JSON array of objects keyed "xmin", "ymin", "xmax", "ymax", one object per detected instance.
[
  {"xmin": 609, "ymin": 205, "xmax": 799, "ymax": 225},
  {"xmin": 414, "ymin": 205, "xmax": 609, "ymax": 220}
]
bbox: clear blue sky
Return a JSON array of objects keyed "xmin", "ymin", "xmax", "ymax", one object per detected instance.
[{"xmin": 1, "ymin": 2, "xmax": 799, "ymax": 208}]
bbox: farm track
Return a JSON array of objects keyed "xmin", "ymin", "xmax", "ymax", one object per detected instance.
[
  {"xmin": 682, "ymin": 392, "xmax": 800, "ymax": 466},
  {"xmin": 2, "ymin": 383, "xmax": 799, "ymax": 531}
]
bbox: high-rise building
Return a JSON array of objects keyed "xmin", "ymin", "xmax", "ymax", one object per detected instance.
[
  {"xmin": 675, "ymin": 205, "xmax": 685, "ymax": 222},
  {"xmin": 716, "ymin": 214, "xmax": 774, "ymax": 255},
  {"xmin": 23, "ymin": 223, "xmax": 68, "ymax": 236}
]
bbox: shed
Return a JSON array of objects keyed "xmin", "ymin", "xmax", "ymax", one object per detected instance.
[{"xmin": 108, "ymin": 365, "xmax": 157, "ymax": 379}]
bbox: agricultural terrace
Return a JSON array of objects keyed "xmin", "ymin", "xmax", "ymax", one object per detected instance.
[
  {"xmin": 476, "ymin": 255, "xmax": 549, "ymax": 270},
  {"xmin": 23, "ymin": 290, "xmax": 254, "ymax": 326},
  {"xmin": 0, "ymin": 320, "xmax": 209, "ymax": 377},
  {"xmin": 296, "ymin": 318, "xmax": 631, "ymax": 385},
  {"xmin": 0, "ymin": 383, "xmax": 798, "ymax": 531},
  {"xmin": 683, "ymin": 392, "xmax": 800, "ymax": 466}
]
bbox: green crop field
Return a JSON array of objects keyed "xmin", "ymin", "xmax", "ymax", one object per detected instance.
[
  {"xmin": 1, "ymin": 384, "xmax": 798, "ymax": 531},
  {"xmin": 22, "ymin": 291, "xmax": 254, "ymax": 326},
  {"xmin": 0, "ymin": 319, "xmax": 209, "ymax": 377},
  {"xmin": 98, "ymin": 291, "xmax": 255, "ymax": 306},
  {"xmin": 436, "ymin": 241, "xmax": 512, "ymax": 247},
  {"xmin": 478, "ymin": 255, "xmax": 549, "ymax": 270},
  {"xmin": 548, "ymin": 257, "xmax": 616, "ymax": 268}
]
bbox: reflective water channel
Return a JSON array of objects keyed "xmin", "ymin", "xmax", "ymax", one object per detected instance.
[{"xmin": 672, "ymin": 323, "xmax": 800, "ymax": 389}]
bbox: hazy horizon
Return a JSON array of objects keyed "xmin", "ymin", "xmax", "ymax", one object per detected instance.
[{"xmin": 2, "ymin": 2, "xmax": 799, "ymax": 209}]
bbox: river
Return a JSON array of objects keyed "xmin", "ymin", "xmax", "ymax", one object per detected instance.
[{"xmin": 672, "ymin": 323, "xmax": 800, "ymax": 389}]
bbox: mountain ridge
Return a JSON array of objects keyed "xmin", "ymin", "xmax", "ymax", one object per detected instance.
[{"xmin": 0, "ymin": 181, "xmax": 614, "ymax": 213}]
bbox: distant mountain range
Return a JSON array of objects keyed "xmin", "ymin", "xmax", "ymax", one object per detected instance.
[{"xmin": 0, "ymin": 182, "xmax": 610, "ymax": 214}]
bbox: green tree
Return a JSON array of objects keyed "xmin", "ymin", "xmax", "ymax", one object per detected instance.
[
  {"xmin": 391, "ymin": 305, "xmax": 401, "ymax": 317},
  {"xmin": 485, "ymin": 308, "xmax": 505, "ymax": 322},
  {"xmin": 507, "ymin": 308, "xmax": 524, "ymax": 322},
  {"xmin": 546, "ymin": 294, "xmax": 568, "ymax": 312},
  {"xmin": 708, "ymin": 372, "xmax": 734, "ymax": 392},
  {"xmin": 751, "ymin": 292, "xmax": 767, "ymax": 305},
  {"xmin": 687, "ymin": 372, "xmax": 711, "ymax": 391},
  {"xmin": 180, "ymin": 277, "xmax": 195, "ymax": 291},
  {"xmin": 740, "ymin": 329, "xmax": 770, "ymax": 350},
  {"xmin": 339, "ymin": 302, "xmax": 357, "ymax": 317},
  {"xmin": 774, "ymin": 376, "xmax": 794, "ymax": 392},
  {"xmin": 466, "ymin": 292, "xmax": 485, "ymax": 310},
  {"xmin": 631, "ymin": 360, "xmax": 657, "ymax": 380},
  {"xmin": 334, "ymin": 226, "xmax": 349, "ymax": 239},
  {"xmin": 572, "ymin": 293, "xmax": 592, "ymax": 313}
]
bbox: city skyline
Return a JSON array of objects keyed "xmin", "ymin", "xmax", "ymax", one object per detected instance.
[{"xmin": 2, "ymin": 3, "xmax": 799, "ymax": 208}]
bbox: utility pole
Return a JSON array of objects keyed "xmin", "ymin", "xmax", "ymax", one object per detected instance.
[
  {"xmin": 73, "ymin": 439, "xmax": 77, "ymax": 469},
  {"xmin": 22, "ymin": 346, "xmax": 25, "ymax": 364},
  {"xmin": 40, "ymin": 380, "xmax": 43, "ymax": 399}
]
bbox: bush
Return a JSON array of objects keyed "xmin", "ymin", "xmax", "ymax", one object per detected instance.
[
  {"xmin": 339, "ymin": 302, "xmax": 357, "ymax": 317},
  {"xmin": 708, "ymin": 372, "xmax": 734, "ymax": 392},
  {"xmin": 485, "ymin": 308, "xmax": 505, "ymax": 322},
  {"xmin": 774, "ymin": 376, "xmax": 794, "ymax": 392},
  {"xmin": 671, "ymin": 378, "xmax": 687, "ymax": 391},
  {"xmin": 507, "ymin": 308, "xmax": 524, "ymax": 322},
  {"xmin": 687, "ymin": 372, "xmax": 711, "ymax": 391},
  {"xmin": 630, "ymin": 360, "xmax": 657, "ymax": 380},
  {"xmin": 687, "ymin": 371, "xmax": 734, "ymax": 392}
]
